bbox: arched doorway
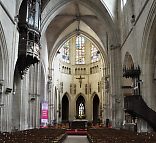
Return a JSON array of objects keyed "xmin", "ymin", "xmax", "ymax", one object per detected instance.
[
  {"xmin": 93, "ymin": 94, "xmax": 99, "ymax": 123},
  {"xmin": 62, "ymin": 94, "xmax": 69, "ymax": 123},
  {"xmin": 76, "ymin": 95, "xmax": 85, "ymax": 119}
]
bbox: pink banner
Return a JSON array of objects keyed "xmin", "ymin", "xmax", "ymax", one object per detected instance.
[
  {"xmin": 41, "ymin": 110, "xmax": 48, "ymax": 119},
  {"xmin": 41, "ymin": 101, "xmax": 48, "ymax": 124}
]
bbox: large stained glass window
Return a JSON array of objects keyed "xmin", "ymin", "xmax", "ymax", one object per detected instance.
[
  {"xmin": 76, "ymin": 35, "xmax": 85, "ymax": 64},
  {"xmin": 61, "ymin": 40, "xmax": 70, "ymax": 63},
  {"xmin": 91, "ymin": 44, "xmax": 100, "ymax": 63},
  {"xmin": 60, "ymin": 35, "xmax": 100, "ymax": 64},
  {"xmin": 78, "ymin": 103, "xmax": 84, "ymax": 117}
]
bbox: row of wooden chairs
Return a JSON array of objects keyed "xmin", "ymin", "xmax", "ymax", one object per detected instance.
[
  {"xmin": 87, "ymin": 128, "xmax": 156, "ymax": 143},
  {"xmin": 0, "ymin": 128, "xmax": 65, "ymax": 143}
]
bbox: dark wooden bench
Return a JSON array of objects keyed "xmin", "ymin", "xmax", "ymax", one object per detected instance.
[
  {"xmin": 0, "ymin": 128, "xmax": 65, "ymax": 143},
  {"xmin": 87, "ymin": 128, "xmax": 156, "ymax": 143}
]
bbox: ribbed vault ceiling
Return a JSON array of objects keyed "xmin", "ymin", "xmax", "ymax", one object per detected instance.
[{"xmin": 41, "ymin": 0, "xmax": 118, "ymax": 59}]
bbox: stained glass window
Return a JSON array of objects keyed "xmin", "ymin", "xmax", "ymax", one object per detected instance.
[
  {"xmin": 91, "ymin": 44, "xmax": 100, "ymax": 63},
  {"xmin": 61, "ymin": 40, "xmax": 70, "ymax": 63},
  {"xmin": 79, "ymin": 103, "xmax": 84, "ymax": 117},
  {"xmin": 76, "ymin": 35, "xmax": 85, "ymax": 64},
  {"xmin": 60, "ymin": 35, "xmax": 100, "ymax": 64}
]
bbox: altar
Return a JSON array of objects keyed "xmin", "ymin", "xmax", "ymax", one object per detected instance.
[
  {"xmin": 69, "ymin": 119, "xmax": 88, "ymax": 129},
  {"xmin": 66, "ymin": 119, "xmax": 88, "ymax": 135}
]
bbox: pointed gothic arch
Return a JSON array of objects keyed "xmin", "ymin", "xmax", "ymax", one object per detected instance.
[
  {"xmin": 41, "ymin": 0, "xmax": 116, "ymax": 34},
  {"xmin": 42, "ymin": 0, "xmax": 118, "ymax": 127},
  {"xmin": 0, "ymin": 22, "xmax": 9, "ymax": 82},
  {"xmin": 141, "ymin": 1, "xmax": 156, "ymax": 110},
  {"xmin": 76, "ymin": 94, "xmax": 86, "ymax": 119},
  {"xmin": 0, "ymin": 25, "xmax": 5, "ymax": 80},
  {"xmin": 42, "ymin": 0, "xmax": 119, "ymax": 65},
  {"xmin": 92, "ymin": 94, "xmax": 100, "ymax": 123},
  {"xmin": 49, "ymin": 28, "xmax": 108, "ymax": 66},
  {"xmin": 61, "ymin": 92, "xmax": 69, "ymax": 122}
]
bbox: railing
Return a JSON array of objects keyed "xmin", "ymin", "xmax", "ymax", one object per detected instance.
[
  {"xmin": 27, "ymin": 41, "xmax": 40, "ymax": 60},
  {"xmin": 122, "ymin": 86, "xmax": 133, "ymax": 96},
  {"xmin": 124, "ymin": 95, "xmax": 156, "ymax": 131}
]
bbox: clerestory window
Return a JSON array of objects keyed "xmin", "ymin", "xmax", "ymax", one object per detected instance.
[
  {"xmin": 60, "ymin": 40, "xmax": 70, "ymax": 63},
  {"xmin": 91, "ymin": 44, "xmax": 100, "ymax": 63},
  {"xmin": 75, "ymin": 35, "xmax": 85, "ymax": 64}
]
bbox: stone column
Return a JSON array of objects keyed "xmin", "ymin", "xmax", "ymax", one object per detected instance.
[
  {"xmin": 35, "ymin": 64, "xmax": 41, "ymax": 128},
  {"xmin": 69, "ymin": 96, "xmax": 75, "ymax": 121},
  {"xmin": 56, "ymin": 88, "xmax": 59, "ymax": 123},
  {"xmin": 87, "ymin": 95, "xmax": 92, "ymax": 121},
  {"xmin": 28, "ymin": 64, "xmax": 41, "ymax": 129},
  {"xmin": 110, "ymin": 44, "xmax": 124, "ymax": 128},
  {"xmin": 48, "ymin": 73, "xmax": 53, "ymax": 125},
  {"xmin": 0, "ymin": 80, "xmax": 4, "ymax": 131},
  {"xmin": 20, "ymin": 74, "xmax": 29, "ymax": 130}
]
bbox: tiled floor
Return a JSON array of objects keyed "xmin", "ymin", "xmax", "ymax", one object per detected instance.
[{"xmin": 63, "ymin": 135, "xmax": 90, "ymax": 143}]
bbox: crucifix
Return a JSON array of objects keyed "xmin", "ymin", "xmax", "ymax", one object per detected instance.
[{"xmin": 76, "ymin": 75, "xmax": 85, "ymax": 88}]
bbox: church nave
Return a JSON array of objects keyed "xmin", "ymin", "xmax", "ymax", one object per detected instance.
[{"xmin": 1, "ymin": 0, "xmax": 156, "ymax": 140}]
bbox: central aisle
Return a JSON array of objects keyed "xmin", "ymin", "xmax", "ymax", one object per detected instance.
[{"xmin": 63, "ymin": 135, "xmax": 90, "ymax": 143}]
